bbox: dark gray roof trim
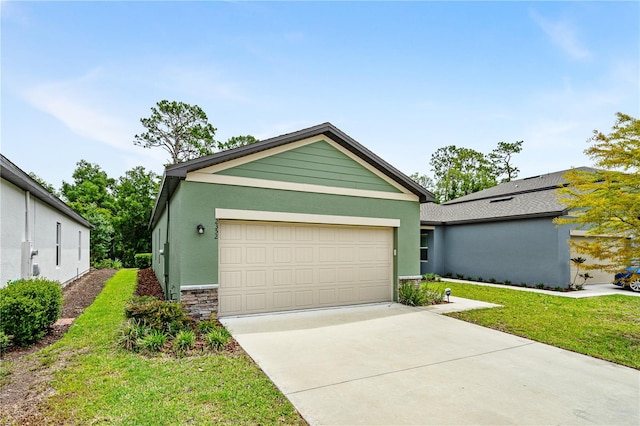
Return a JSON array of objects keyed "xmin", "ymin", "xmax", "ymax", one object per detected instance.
[
  {"xmin": 1, "ymin": 154, "xmax": 93, "ymax": 228},
  {"xmin": 150, "ymin": 122, "xmax": 434, "ymax": 229}
]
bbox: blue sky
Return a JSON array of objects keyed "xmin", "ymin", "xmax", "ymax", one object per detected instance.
[{"xmin": 2, "ymin": 1, "xmax": 638, "ymax": 189}]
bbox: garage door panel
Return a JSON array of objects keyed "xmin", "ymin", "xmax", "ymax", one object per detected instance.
[
  {"xmin": 246, "ymin": 293, "xmax": 267, "ymax": 311},
  {"xmin": 295, "ymin": 291, "xmax": 314, "ymax": 306},
  {"xmin": 218, "ymin": 221, "xmax": 393, "ymax": 316},
  {"xmin": 273, "ymin": 291, "xmax": 293, "ymax": 308}
]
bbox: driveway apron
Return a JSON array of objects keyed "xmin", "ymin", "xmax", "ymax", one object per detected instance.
[{"xmin": 221, "ymin": 303, "xmax": 640, "ymax": 425}]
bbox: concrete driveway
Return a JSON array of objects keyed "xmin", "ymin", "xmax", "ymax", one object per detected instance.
[{"xmin": 222, "ymin": 303, "xmax": 640, "ymax": 425}]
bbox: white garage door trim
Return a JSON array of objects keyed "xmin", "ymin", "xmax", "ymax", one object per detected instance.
[
  {"xmin": 215, "ymin": 208, "xmax": 400, "ymax": 228},
  {"xmin": 217, "ymin": 220, "xmax": 394, "ymax": 316}
]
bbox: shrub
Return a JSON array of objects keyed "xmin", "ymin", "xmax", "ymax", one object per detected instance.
[
  {"xmin": 456, "ymin": 274, "xmax": 464, "ymax": 279},
  {"xmin": 94, "ymin": 259, "xmax": 123, "ymax": 269},
  {"xmin": 398, "ymin": 282, "xmax": 426, "ymax": 306},
  {"xmin": 205, "ymin": 328, "xmax": 230, "ymax": 350},
  {"xmin": 420, "ymin": 283, "xmax": 446, "ymax": 304},
  {"xmin": 504, "ymin": 280, "xmax": 512, "ymax": 286},
  {"xmin": 174, "ymin": 330, "xmax": 196, "ymax": 353},
  {"xmin": 118, "ymin": 318, "xmax": 148, "ymax": 351},
  {"xmin": 138, "ymin": 329, "xmax": 167, "ymax": 353},
  {"xmin": 134, "ymin": 253, "xmax": 152, "ymax": 269},
  {"xmin": 443, "ymin": 272, "xmax": 453, "ymax": 278},
  {"xmin": 0, "ymin": 330, "xmax": 12, "ymax": 353},
  {"xmin": 535, "ymin": 283, "xmax": 545, "ymax": 289},
  {"xmin": 477, "ymin": 277, "xmax": 484, "ymax": 282},
  {"xmin": 422, "ymin": 273, "xmax": 441, "ymax": 282},
  {"xmin": 488, "ymin": 278, "xmax": 497, "ymax": 283},
  {"xmin": 0, "ymin": 279, "xmax": 62, "ymax": 346},
  {"xmin": 124, "ymin": 296, "xmax": 193, "ymax": 334}
]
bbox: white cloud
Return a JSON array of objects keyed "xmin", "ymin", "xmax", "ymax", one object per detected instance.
[
  {"xmin": 22, "ymin": 70, "xmax": 167, "ymax": 167},
  {"xmin": 530, "ymin": 10, "xmax": 592, "ymax": 60}
]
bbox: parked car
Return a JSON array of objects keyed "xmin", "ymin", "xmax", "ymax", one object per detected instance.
[{"xmin": 613, "ymin": 267, "xmax": 640, "ymax": 292}]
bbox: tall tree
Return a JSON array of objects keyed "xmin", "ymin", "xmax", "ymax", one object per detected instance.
[
  {"xmin": 134, "ymin": 100, "xmax": 218, "ymax": 165},
  {"xmin": 429, "ymin": 146, "xmax": 497, "ymax": 203},
  {"xmin": 28, "ymin": 172, "xmax": 59, "ymax": 197},
  {"xmin": 409, "ymin": 173, "xmax": 435, "ymax": 192},
  {"xmin": 61, "ymin": 160, "xmax": 115, "ymax": 215},
  {"xmin": 555, "ymin": 112, "xmax": 640, "ymax": 272},
  {"xmin": 490, "ymin": 140, "xmax": 523, "ymax": 182},
  {"xmin": 112, "ymin": 166, "xmax": 159, "ymax": 267},
  {"xmin": 218, "ymin": 135, "xmax": 260, "ymax": 151},
  {"xmin": 61, "ymin": 160, "xmax": 116, "ymax": 262}
]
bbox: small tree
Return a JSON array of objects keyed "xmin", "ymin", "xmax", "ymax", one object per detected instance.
[
  {"xmin": 490, "ymin": 140, "xmax": 523, "ymax": 182},
  {"xmin": 134, "ymin": 100, "xmax": 218, "ymax": 165},
  {"xmin": 555, "ymin": 112, "xmax": 640, "ymax": 272}
]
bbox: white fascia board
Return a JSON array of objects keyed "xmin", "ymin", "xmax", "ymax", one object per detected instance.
[{"xmin": 215, "ymin": 208, "xmax": 401, "ymax": 228}]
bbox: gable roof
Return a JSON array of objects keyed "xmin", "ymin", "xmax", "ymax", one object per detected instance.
[
  {"xmin": 421, "ymin": 167, "xmax": 597, "ymax": 225},
  {"xmin": 150, "ymin": 122, "xmax": 434, "ymax": 228},
  {"xmin": 1, "ymin": 154, "xmax": 93, "ymax": 228}
]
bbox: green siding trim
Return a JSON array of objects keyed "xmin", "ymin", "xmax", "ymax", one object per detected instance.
[
  {"xmin": 151, "ymin": 181, "xmax": 421, "ymax": 301},
  {"xmin": 217, "ymin": 140, "xmax": 402, "ymax": 193}
]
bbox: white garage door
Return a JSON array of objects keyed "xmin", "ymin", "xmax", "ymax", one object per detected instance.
[{"xmin": 218, "ymin": 220, "xmax": 393, "ymax": 316}]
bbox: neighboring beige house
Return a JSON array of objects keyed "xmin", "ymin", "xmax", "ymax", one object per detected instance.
[{"xmin": 1, "ymin": 154, "xmax": 92, "ymax": 287}]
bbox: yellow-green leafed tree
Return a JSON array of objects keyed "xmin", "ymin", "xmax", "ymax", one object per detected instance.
[{"xmin": 555, "ymin": 112, "xmax": 640, "ymax": 272}]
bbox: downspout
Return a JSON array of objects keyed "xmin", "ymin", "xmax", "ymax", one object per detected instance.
[{"xmin": 163, "ymin": 200, "xmax": 170, "ymax": 300}]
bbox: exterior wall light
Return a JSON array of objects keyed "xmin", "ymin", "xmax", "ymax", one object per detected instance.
[{"xmin": 197, "ymin": 224, "xmax": 205, "ymax": 235}]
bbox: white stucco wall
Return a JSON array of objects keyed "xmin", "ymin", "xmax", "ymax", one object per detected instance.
[{"xmin": 1, "ymin": 179, "xmax": 91, "ymax": 287}]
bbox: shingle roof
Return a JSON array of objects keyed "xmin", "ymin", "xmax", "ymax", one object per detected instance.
[
  {"xmin": 150, "ymin": 122, "xmax": 434, "ymax": 229},
  {"xmin": 421, "ymin": 167, "xmax": 596, "ymax": 225},
  {"xmin": 1, "ymin": 154, "xmax": 93, "ymax": 228}
]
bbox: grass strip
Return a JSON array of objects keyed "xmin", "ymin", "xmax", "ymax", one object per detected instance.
[
  {"xmin": 39, "ymin": 269, "xmax": 305, "ymax": 425},
  {"xmin": 444, "ymin": 282, "xmax": 640, "ymax": 369}
]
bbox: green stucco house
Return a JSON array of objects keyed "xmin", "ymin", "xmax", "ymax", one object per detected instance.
[{"xmin": 149, "ymin": 123, "xmax": 433, "ymax": 318}]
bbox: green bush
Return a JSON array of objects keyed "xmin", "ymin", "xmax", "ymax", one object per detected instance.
[
  {"xmin": 124, "ymin": 296, "xmax": 193, "ymax": 334},
  {"xmin": 421, "ymin": 283, "xmax": 446, "ymax": 304},
  {"xmin": 93, "ymin": 259, "xmax": 123, "ymax": 269},
  {"xmin": 0, "ymin": 330, "xmax": 12, "ymax": 353},
  {"xmin": 205, "ymin": 329, "xmax": 230, "ymax": 350},
  {"xmin": 118, "ymin": 318, "xmax": 148, "ymax": 351},
  {"xmin": 134, "ymin": 253, "xmax": 152, "ymax": 269},
  {"xmin": 173, "ymin": 329, "xmax": 196, "ymax": 353},
  {"xmin": 398, "ymin": 282, "xmax": 427, "ymax": 306},
  {"xmin": 0, "ymin": 279, "xmax": 62, "ymax": 346},
  {"xmin": 422, "ymin": 273, "xmax": 441, "ymax": 282},
  {"xmin": 138, "ymin": 329, "xmax": 167, "ymax": 353}
]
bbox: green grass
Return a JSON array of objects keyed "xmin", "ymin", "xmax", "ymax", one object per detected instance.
[
  {"xmin": 37, "ymin": 269, "xmax": 305, "ymax": 425},
  {"xmin": 444, "ymin": 282, "xmax": 640, "ymax": 369}
]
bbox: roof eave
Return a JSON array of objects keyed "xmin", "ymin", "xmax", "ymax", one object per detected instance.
[{"xmin": 1, "ymin": 155, "xmax": 93, "ymax": 229}]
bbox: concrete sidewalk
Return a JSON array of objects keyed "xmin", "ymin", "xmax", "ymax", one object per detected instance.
[
  {"xmin": 445, "ymin": 279, "xmax": 640, "ymax": 298},
  {"xmin": 222, "ymin": 303, "xmax": 640, "ymax": 425}
]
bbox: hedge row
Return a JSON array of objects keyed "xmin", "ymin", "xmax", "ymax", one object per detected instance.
[{"xmin": 0, "ymin": 278, "xmax": 63, "ymax": 347}]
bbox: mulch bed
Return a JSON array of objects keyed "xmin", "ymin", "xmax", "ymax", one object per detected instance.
[{"xmin": 135, "ymin": 267, "xmax": 165, "ymax": 299}]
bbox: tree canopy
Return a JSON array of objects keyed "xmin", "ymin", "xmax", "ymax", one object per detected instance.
[
  {"xmin": 412, "ymin": 140, "xmax": 523, "ymax": 203},
  {"xmin": 555, "ymin": 112, "xmax": 640, "ymax": 272},
  {"xmin": 134, "ymin": 100, "xmax": 218, "ymax": 165},
  {"xmin": 429, "ymin": 146, "xmax": 498, "ymax": 203}
]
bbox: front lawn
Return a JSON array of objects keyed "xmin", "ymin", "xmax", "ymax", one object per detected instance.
[
  {"xmin": 37, "ymin": 269, "xmax": 305, "ymax": 425},
  {"xmin": 444, "ymin": 283, "xmax": 640, "ymax": 369}
]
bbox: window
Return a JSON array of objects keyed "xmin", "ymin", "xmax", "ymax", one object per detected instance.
[
  {"xmin": 56, "ymin": 222, "xmax": 62, "ymax": 266},
  {"xmin": 420, "ymin": 229, "xmax": 429, "ymax": 262},
  {"xmin": 78, "ymin": 231, "xmax": 82, "ymax": 261}
]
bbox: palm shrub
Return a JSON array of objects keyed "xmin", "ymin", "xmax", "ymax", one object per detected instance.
[
  {"xmin": 138, "ymin": 329, "xmax": 168, "ymax": 353},
  {"xmin": 398, "ymin": 282, "xmax": 427, "ymax": 306},
  {"xmin": 205, "ymin": 328, "xmax": 230, "ymax": 350},
  {"xmin": 173, "ymin": 329, "xmax": 196, "ymax": 353}
]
